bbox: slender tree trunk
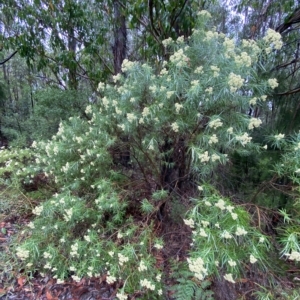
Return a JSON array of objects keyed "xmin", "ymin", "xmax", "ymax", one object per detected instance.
[
  {"xmin": 68, "ymin": 26, "xmax": 78, "ymax": 90},
  {"xmin": 113, "ymin": 0, "xmax": 127, "ymax": 74},
  {"xmin": 113, "ymin": 0, "xmax": 130, "ymax": 166}
]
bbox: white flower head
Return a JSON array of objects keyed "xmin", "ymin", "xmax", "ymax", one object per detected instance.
[
  {"xmin": 274, "ymin": 133, "xmax": 284, "ymax": 140},
  {"xmin": 228, "ymin": 259, "xmax": 237, "ymax": 267},
  {"xmin": 250, "ymin": 254, "xmax": 258, "ymax": 264},
  {"xmin": 187, "ymin": 257, "xmax": 208, "ymax": 280},
  {"xmin": 224, "ymin": 273, "xmax": 235, "ymax": 283},
  {"xmin": 197, "ymin": 10, "xmax": 211, "ymax": 18},
  {"xmin": 184, "ymin": 218, "xmax": 195, "ymax": 228},
  {"xmin": 199, "ymin": 228, "xmax": 208, "ymax": 237},
  {"xmin": 248, "ymin": 118, "xmax": 262, "ymax": 130},
  {"xmin": 215, "ymin": 199, "xmax": 226, "ymax": 210},
  {"xmin": 208, "ymin": 134, "xmax": 218, "ymax": 145},
  {"xmin": 209, "ymin": 118, "xmax": 223, "ymax": 130},
  {"xmin": 171, "ymin": 122, "xmax": 179, "ymax": 132},
  {"xmin": 228, "ymin": 73, "xmax": 244, "ymax": 92},
  {"xmin": 268, "ymin": 78, "xmax": 279, "ymax": 89},
  {"xmin": 235, "ymin": 226, "xmax": 248, "ymax": 236}
]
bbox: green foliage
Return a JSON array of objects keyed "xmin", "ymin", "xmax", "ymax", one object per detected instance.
[
  {"xmin": 169, "ymin": 260, "xmax": 214, "ymax": 300},
  {"xmin": 185, "ymin": 189, "xmax": 272, "ymax": 283},
  {"xmin": 141, "ymin": 198, "xmax": 155, "ymax": 214},
  {"xmin": 0, "ymin": 87, "xmax": 89, "ymax": 145},
  {"xmin": 1, "ymin": 10, "xmax": 299, "ymax": 299}
]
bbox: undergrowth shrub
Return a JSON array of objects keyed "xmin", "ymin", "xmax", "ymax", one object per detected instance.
[{"xmin": 2, "ymin": 10, "xmax": 300, "ymax": 299}]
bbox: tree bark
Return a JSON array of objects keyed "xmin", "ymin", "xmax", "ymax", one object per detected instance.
[{"xmin": 113, "ymin": 0, "xmax": 127, "ymax": 74}]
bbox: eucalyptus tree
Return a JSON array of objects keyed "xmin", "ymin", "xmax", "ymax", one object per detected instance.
[{"xmin": 0, "ymin": 0, "xmax": 114, "ymax": 90}]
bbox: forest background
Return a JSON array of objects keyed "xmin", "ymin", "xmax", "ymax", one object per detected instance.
[{"xmin": 1, "ymin": 0, "xmax": 300, "ymax": 299}]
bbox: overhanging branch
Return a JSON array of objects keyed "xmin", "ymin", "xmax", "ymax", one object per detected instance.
[
  {"xmin": 277, "ymin": 86, "xmax": 300, "ymax": 96},
  {"xmin": 0, "ymin": 50, "xmax": 18, "ymax": 65}
]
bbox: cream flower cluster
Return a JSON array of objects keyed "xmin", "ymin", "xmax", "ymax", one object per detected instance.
[
  {"xmin": 201, "ymin": 220, "xmax": 210, "ymax": 227},
  {"xmin": 235, "ymin": 132, "xmax": 252, "ymax": 146},
  {"xmin": 205, "ymin": 30, "xmax": 219, "ymax": 41},
  {"xmin": 149, "ymin": 85, "xmax": 157, "ymax": 93},
  {"xmin": 191, "ymin": 79, "xmax": 199, "ymax": 87},
  {"xmin": 194, "ymin": 66, "xmax": 203, "ymax": 74},
  {"xmin": 235, "ymin": 52, "xmax": 252, "ymax": 67},
  {"xmin": 285, "ymin": 251, "xmax": 300, "ymax": 261},
  {"xmin": 138, "ymin": 260, "xmax": 147, "ymax": 272},
  {"xmin": 263, "ymin": 28, "xmax": 283, "ymax": 50},
  {"xmin": 16, "ymin": 247, "xmax": 30, "ymax": 260},
  {"xmin": 43, "ymin": 251, "xmax": 52, "ymax": 259},
  {"xmin": 116, "ymin": 293, "xmax": 128, "ymax": 300},
  {"xmin": 162, "ymin": 37, "xmax": 173, "ymax": 47},
  {"xmin": 187, "ymin": 257, "xmax": 208, "ymax": 280},
  {"xmin": 268, "ymin": 78, "xmax": 279, "ymax": 89},
  {"xmin": 154, "ymin": 243, "xmax": 163, "ymax": 250},
  {"xmin": 160, "ymin": 68, "xmax": 168, "ymax": 75},
  {"xmin": 208, "ymin": 134, "xmax": 218, "ymax": 144},
  {"xmin": 184, "ymin": 218, "xmax": 195, "ymax": 228},
  {"xmin": 249, "ymin": 97, "xmax": 257, "ymax": 105},
  {"xmin": 223, "ymin": 37, "xmax": 235, "ymax": 57},
  {"xmin": 210, "ymin": 65, "xmax": 220, "ymax": 77},
  {"xmin": 205, "ymin": 87, "xmax": 213, "ymax": 94},
  {"xmin": 142, "ymin": 107, "xmax": 150, "ymax": 118},
  {"xmin": 32, "ymin": 205, "xmax": 43, "ymax": 216},
  {"xmin": 199, "ymin": 228, "xmax": 208, "ymax": 237},
  {"xmin": 235, "ymin": 226, "xmax": 248, "ymax": 236},
  {"xmin": 250, "ymin": 254, "xmax": 258, "ymax": 264},
  {"xmin": 171, "ymin": 122, "xmax": 179, "ymax": 132},
  {"xmin": 118, "ymin": 253, "xmax": 129, "ymax": 266},
  {"xmin": 140, "ymin": 278, "xmax": 155, "ymax": 290},
  {"xmin": 121, "ymin": 59, "xmax": 136, "ymax": 72},
  {"xmin": 198, "ymin": 151, "xmax": 210, "ymax": 163},
  {"xmin": 228, "ymin": 73, "xmax": 244, "ymax": 92},
  {"xmin": 106, "ymin": 272, "xmax": 117, "ymax": 284},
  {"xmin": 70, "ymin": 242, "xmax": 79, "ymax": 257},
  {"xmin": 177, "ymin": 35, "xmax": 184, "ymax": 44},
  {"xmin": 127, "ymin": 113, "xmax": 137, "ymax": 123},
  {"xmin": 211, "ymin": 154, "xmax": 220, "ymax": 162},
  {"xmin": 197, "ymin": 10, "xmax": 211, "ymax": 18},
  {"xmin": 221, "ymin": 230, "xmax": 233, "ymax": 239},
  {"xmin": 227, "ymin": 127, "xmax": 233, "ymax": 134},
  {"xmin": 84, "ymin": 235, "xmax": 91, "ymax": 242},
  {"xmin": 209, "ymin": 118, "xmax": 223, "ymax": 129},
  {"xmin": 28, "ymin": 222, "xmax": 35, "ymax": 229},
  {"xmin": 97, "ymin": 82, "xmax": 105, "ymax": 91},
  {"xmin": 61, "ymin": 162, "xmax": 70, "ymax": 173},
  {"xmin": 175, "ymin": 103, "xmax": 183, "ymax": 113},
  {"xmin": 166, "ymin": 91, "xmax": 175, "ymax": 99},
  {"xmin": 228, "ymin": 259, "xmax": 237, "ymax": 267},
  {"xmin": 102, "ymin": 96, "xmax": 109, "ymax": 109},
  {"xmin": 112, "ymin": 73, "xmax": 122, "ymax": 82},
  {"xmin": 242, "ymin": 39, "xmax": 260, "ymax": 55},
  {"xmin": 248, "ymin": 118, "xmax": 262, "ymax": 130},
  {"xmin": 215, "ymin": 199, "xmax": 226, "ymax": 210},
  {"xmin": 64, "ymin": 207, "xmax": 73, "ymax": 222},
  {"xmin": 170, "ymin": 49, "xmax": 189, "ymax": 68},
  {"xmin": 274, "ymin": 133, "xmax": 285, "ymax": 140},
  {"xmin": 224, "ymin": 273, "xmax": 235, "ymax": 283}
]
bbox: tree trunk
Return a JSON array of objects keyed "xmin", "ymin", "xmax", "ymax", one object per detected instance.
[
  {"xmin": 68, "ymin": 26, "xmax": 78, "ymax": 90},
  {"xmin": 113, "ymin": 0, "xmax": 127, "ymax": 74}
]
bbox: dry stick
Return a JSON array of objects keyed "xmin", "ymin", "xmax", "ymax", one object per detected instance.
[{"xmin": 255, "ymin": 204, "xmax": 261, "ymax": 230}]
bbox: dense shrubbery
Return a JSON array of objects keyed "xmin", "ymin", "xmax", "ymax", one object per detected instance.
[{"xmin": 1, "ymin": 11, "xmax": 300, "ymax": 299}]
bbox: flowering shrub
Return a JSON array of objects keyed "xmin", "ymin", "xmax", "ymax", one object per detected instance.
[
  {"xmin": 184, "ymin": 190, "xmax": 271, "ymax": 284},
  {"xmin": 5, "ymin": 9, "xmax": 298, "ymax": 298}
]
